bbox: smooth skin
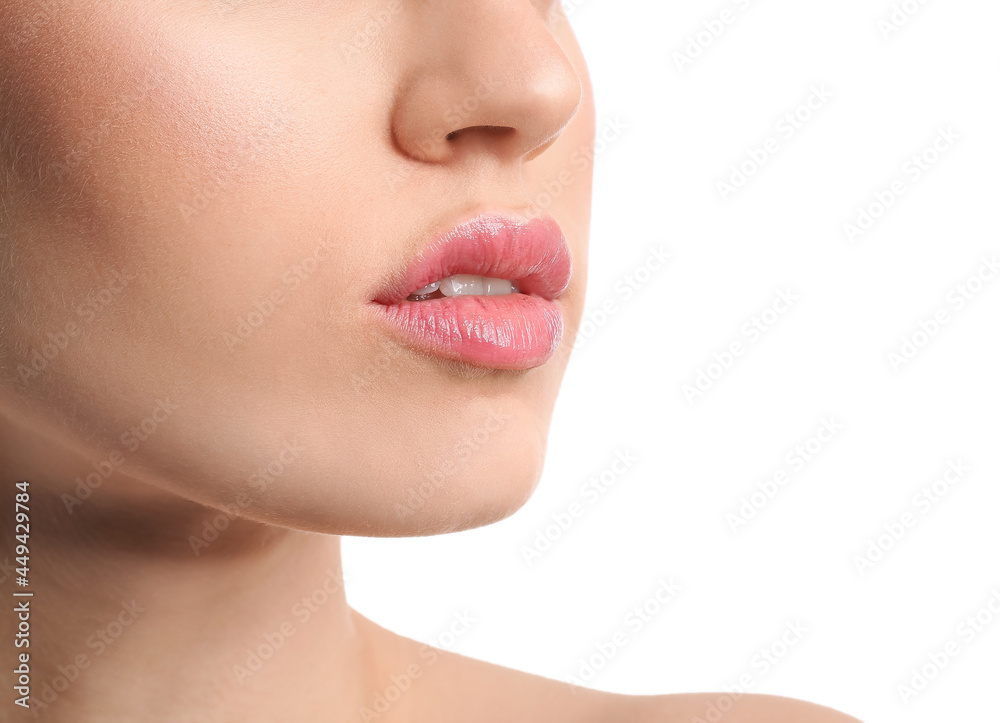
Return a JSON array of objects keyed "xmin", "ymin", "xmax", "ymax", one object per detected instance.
[{"xmin": 0, "ymin": 1, "xmax": 861, "ymax": 720}]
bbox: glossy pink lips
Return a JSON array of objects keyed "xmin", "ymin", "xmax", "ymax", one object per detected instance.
[{"xmin": 372, "ymin": 214, "xmax": 572, "ymax": 370}]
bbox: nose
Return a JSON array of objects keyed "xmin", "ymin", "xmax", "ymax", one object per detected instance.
[{"xmin": 391, "ymin": 2, "xmax": 583, "ymax": 165}]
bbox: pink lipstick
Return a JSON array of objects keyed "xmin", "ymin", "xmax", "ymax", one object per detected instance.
[{"xmin": 372, "ymin": 214, "xmax": 572, "ymax": 370}]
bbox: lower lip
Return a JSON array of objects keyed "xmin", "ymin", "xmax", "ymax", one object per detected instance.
[{"xmin": 373, "ymin": 294, "xmax": 564, "ymax": 370}]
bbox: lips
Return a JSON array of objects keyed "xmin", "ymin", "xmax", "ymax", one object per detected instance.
[{"xmin": 371, "ymin": 214, "xmax": 572, "ymax": 370}]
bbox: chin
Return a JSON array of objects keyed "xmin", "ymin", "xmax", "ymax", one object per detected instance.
[
  {"xmin": 326, "ymin": 404, "xmax": 549, "ymax": 537},
  {"xmin": 164, "ymin": 391, "xmax": 553, "ymax": 539},
  {"xmin": 378, "ymin": 431, "xmax": 548, "ymax": 537}
]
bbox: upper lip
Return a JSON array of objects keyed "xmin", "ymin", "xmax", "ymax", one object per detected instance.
[{"xmin": 373, "ymin": 213, "xmax": 572, "ymax": 304}]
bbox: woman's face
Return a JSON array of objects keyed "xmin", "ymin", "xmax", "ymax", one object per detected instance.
[{"xmin": 0, "ymin": 1, "xmax": 594, "ymax": 535}]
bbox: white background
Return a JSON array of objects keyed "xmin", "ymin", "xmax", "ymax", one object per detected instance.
[{"xmin": 345, "ymin": 1, "xmax": 1000, "ymax": 720}]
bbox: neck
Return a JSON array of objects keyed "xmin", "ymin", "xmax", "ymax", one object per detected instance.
[{"xmin": 0, "ymin": 411, "xmax": 376, "ymax": 722}]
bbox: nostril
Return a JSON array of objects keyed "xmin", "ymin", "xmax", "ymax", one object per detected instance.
[{"xmin": 445, "ymin": 125, "xmax": 515, "ymax": 143}]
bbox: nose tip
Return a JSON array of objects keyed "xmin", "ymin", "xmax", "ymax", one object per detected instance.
[{"xmin": 391, "ymin": 9, "xmax": 583, "ymax": 165}]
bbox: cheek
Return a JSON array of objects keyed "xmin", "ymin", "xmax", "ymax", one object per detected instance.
[
  {"xmin": 1, "ymin": 6, "xmax": 388, "ymax": 448},
  {"xmin": 6, "ymin": 7, "xmax": 380, "ymax": 357}
]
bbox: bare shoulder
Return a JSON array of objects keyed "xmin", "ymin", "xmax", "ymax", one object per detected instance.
[
  {"xmin": 624, "ymin": 693, "xmax": 863, "ymax": 723},
  {"xmin": 354, "ymin": 612, "xmax": 862, "ymax": 723}
]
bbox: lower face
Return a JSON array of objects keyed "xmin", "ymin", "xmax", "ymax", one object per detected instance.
[{"xmin": 0, "ymin": 0, "xmax": 595, "ymax": 535}]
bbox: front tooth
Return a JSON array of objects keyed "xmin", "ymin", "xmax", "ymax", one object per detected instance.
[
  {"xmin": 483, "ymin": 278, "xmax": 514, "ymax": 295},
  {"xmin": 411, "ymin": 281, "xmax": 441, "ymax": 296},
  {"xmin": 440, "ymin": 274, "xmax": 484, "ymax": 296}
]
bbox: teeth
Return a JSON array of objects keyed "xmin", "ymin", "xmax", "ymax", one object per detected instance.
[
  {"xmin": 431, "ymin": 275, "xmax": 520, "ymax": 297},
  {"xmin": 411, "ymin": 281, "xmax": 441, "ymax": 297},
  {"xmin": 441, "ymin": 274, "xmax": 484, "ymax": 296},
  {"xmin": 483, "ymin": 278, "xmax": 515, "ymax": 295}
]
